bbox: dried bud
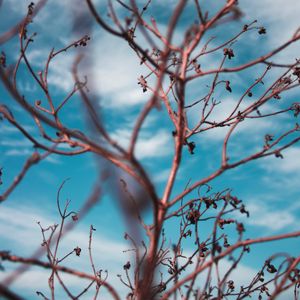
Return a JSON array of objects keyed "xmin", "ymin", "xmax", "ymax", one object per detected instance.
[
  {"xmin": 225, "ymin": 81, "xmax": 232, "ymax": 92},
  {"xmin": 187, "ymin": 141, "xmax": 196, "ymax": 154},
  {"xmin": 0, "ymin": 52, "xmax": 6, "ymax": 68},
  {"xmin": 78, "ymin": 35, "xmax": 90, "ymax": 47},
  {"xmin": 258, "ymin": 27, "xmax": 266, "ymax": 35},
  {"xmin": 0, "ymin": 167, "xmax": 3, "ymax": 185},
  {"xmin": 74, "ymin": 246, "xmax": 81, "ymax": 256},
  {"xmin": 236, "ymin": 222, "xmax": 245, "ymax": 234},
  {"xmin": 292, "ymin": 67, "xmax": 300, "ymax": 78},
  {"xmin": 186, "ymin": 209, "xmax": 200, "ymax": 224},
  {"xmin": 183, "ymin": 229, "xmax": 192, "ymax": 238},
  {"xmin": 227, "ymin": 280, "xmax": 235, "ymax": 291},
  {"xmin": 264, "ymin": 134, "xmax": 274, "ymax": 146},
  {"xmin": 123, "ymin": 261, "xmax": 131, "ymax": 270},
  {"xmin": 223, "ymin": 236, "xmax": 230, "ymax": 248},
  {"xmin": 138, "ymin": 75, "xmax": 147, "ymax": 93},
  {"xmin": 218, "ymin": 219, "xmax": 235, "ymax": 229},
  {"xmin": 223, "ymin": 48, "xmax": 235, "ymax": 59},
  {"xmin": 266, "ymin": 261, "xmax": 277, "ymax": 274},
  {"xmin": 291, "ymin": 103, "xmax": 300, "ymax": 117},
  {"xmin": 240, "ymin": 204, "xmax": 249, "ymax": 217},
  {"xmin": 28, "ymin": 2, "xmax": 35, "ymax": 15},
  {"xmin": 275, "ymin": 151, "xmax": 283, "ymax": 159},
  {"xmin": 71, "ymin": 214, "xmax": 78, "ymax": 221}
]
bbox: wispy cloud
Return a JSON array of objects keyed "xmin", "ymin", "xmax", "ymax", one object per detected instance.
[
  {"xmin": 262, "ymin": 147, "xmax": 300, "ymax": 174},
  {"xmin": 0, "ymin": 139, "xmax": 32, "ymax": 147},
  {"xmin": 4, "ymin": 148, "xmax": 33, "ymax": 156},
  {"xmin": 241, "ymin": 0, "xmax": 300, "ymax": 63},
  {"xmin": 0, "ymin": 204, "xmax": 129, "ymax": 298},
  {"xmin": 90, "ymin": 33, "xmax": 148, "ymax": 108},
  {"xmin": 244, "ymin": 202, "xmax": 297, "ymax": 231},
  {"xmin": 0, "ymin": 123, "xmax": 34, "ymax": 134},
  {"xmin": 111, "ymin": 128, "xmax": 172, "ymax": 159},
  {"xmin": 258, "ymin": 147, "xmax": 300, "ymax": 193}
]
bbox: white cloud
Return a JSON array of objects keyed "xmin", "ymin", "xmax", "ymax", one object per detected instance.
[
  {"xmin": 258, "ymin": 146, "xmax": 300, "ymax": 193},
  {"xmin": 19, "ymin": 45, "xmax": 76, "ymax": 94},
  {"xmin": 242, "ymin": 0, "xmax": 300, "ymax": 45},
  {"xmin": 4, "ymin": 148, "xmax": 33, "ymax": 156},
  {"xmin": 153, "ymin": 168, "xmax": 172, "ymax": 183},
  {"xmin": 0, "ymin": 204, "xmax": 129, "ymax": 298},
  {"xmin": 241, "ymin": 1, "xmax": 300, "ymax": 63},
  {"xmin": 90, "ymin": 33, "xmax": 148, "ymax": 108},
  {"xmin": 244, "ymin": 202, "xmax": 297, "ymax": 231},
  {"xmin": 262, "ymin": 147, "xmax": 300, "ymax": 174},
  {"xmin": 0, "ymin": 124, "xmax": 34, "ymax": 134},
  {"xmin": 0, "ymin": 204, "xmax": 127, "ymax": 258},
  {"xmin": 0, "ymin": 139, "xmax": 32, "ymax": 147},
  {"xmin": 111, "ymin": 128, "xmax": 172, "ymax": 159}
]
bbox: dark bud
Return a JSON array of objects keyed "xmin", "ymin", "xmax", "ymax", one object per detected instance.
[
  {"xmin": 240, "ymin": 204, "xmax": 249, "ymax": 217},
  {"xmin": 273, "ymin": 93, "xmax": 281, "ymax": 100},
  {"xmin": 223, "ymin": 48, "xmax": 235, "ymax": 59},
  {"xmin": 168, "ymin": 268, "xmax": 174, "ymax": 275},
  {"xmin": 275, "ymin": 151, "xmax": 283, "ymax": 159},
  {"xmin": 28, "ymin": 2, "xmax": 35, "ymax": 15},
  {"xmin": 71, "ymin": 214, "xmax": 78, "ymax": 221},
  {"xmin": 291, "ymin": 103, "xmax": 300, "ymax": 117},
  {"xmin": 74, "ymin": 247, "xmax": 81, "ymax": 256},
  {"xmin": 266, "ymin": 261, "xmax": 277, "ymax": 274},
  {"xmin": 186, "ymin": 209, "xmax": 200, "ymax": 224},
  {"xmin": 258, "ymin": 271, "xmax": 264, "ymax": 282},
  {"xmin": 123, "ymin": 261, "xmax": 131, "ymax": 270},
  {"xmin": 0, "ymin": 51, "xmax": 6, "ymax": 68},
  {"xmin": 183, "ymin": 229, "xmax": 192, "ymax": 238},
  {"xmin": 227, "ymin": 280, "xmax": 235, "ymax": 291},
  {"xmin": 243, "ymin": 245, "xmax": 250, "ymax": 253},
  {"xmin": 248, "ymin": 91, "xmax": 252, "ymax": 97},
  {"xmin": 292, "ymin": 67, "xmax": 300, "ymax": 78},
  {"xmin": 223, "ymin": 236, "xmax": 230, "ymax": 248},
  {"xmin": 258, "ymin": 27, "xmax": 266, "ymax": 34},
  {"xmin": 218, "ymin": 218, "xmax": 235, "ymax": 229},
  {"xmin": 187, "ymin": 141, "xmax": 196, "ymax": 154},
  {"xmin": 225, "ymin": 81, "xmax": 232, "ymax": 92},
  {"xmin": 0, "ymin": 167, "xmax": 3, "ymax": 185},
  {"xmin": 138, "ymin": 75, "xmax": 147, "ymax": 93},
  {"xmin": 236, "ymin": 222, "xmax": 245, "ymax": 234},
  {"xmin": 264, "ymin": 134, "xmax": 274, "ymax": 144},
  {"xmin": 79, "ymin": 35, "xmax": 90, "ymax": 47}
]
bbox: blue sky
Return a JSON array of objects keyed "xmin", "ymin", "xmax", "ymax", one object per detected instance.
[{"xmin": 0, "ymin": 0, "xmax": 300, "ymax": 299}]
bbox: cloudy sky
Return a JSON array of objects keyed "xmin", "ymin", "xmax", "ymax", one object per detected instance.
[{"xmin": 0, "ymin": 0, "xmax": 300, "ymax": 299}]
